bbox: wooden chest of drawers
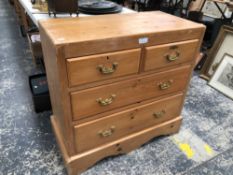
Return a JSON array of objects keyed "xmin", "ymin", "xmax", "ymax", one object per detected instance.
[{"xmin": 39, "ymin": 11, "xmax": 205, "ymax": 175}]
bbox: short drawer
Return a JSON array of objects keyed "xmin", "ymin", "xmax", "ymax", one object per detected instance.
[
  {"xmin": 144, "ymin": 40, "xmax": 198, "ymax": 71},
  {"xmin": 71, "ymin": 65, "xmax": 191, "ymax": 120},
  {"xmin": 66, "ymin": 48, "xmax": 141, "ymax": 87},
  {"xmin": 74, "ymin": 93, "xmax": 183, "ymax": 153}
]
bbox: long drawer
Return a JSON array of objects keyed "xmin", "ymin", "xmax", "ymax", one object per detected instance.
[
  {"xmin": 74, "ymin": 93, "xmax": 183, "ymax": 153},
  {"xmin": 66, "ymin": 48, "xmax": 141, "ymax": 87},
  {"xmin": 70, "ymin": 65, "xmax": 191, "ymax": 120},
  {"xmin": 144, "ymin": 39, "xmax": 198, "ymax": 71}
]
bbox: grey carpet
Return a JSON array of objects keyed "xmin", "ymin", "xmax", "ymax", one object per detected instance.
[{"xmin": 0, "ymin": 0, "xmax": 233, "ymax": 174}]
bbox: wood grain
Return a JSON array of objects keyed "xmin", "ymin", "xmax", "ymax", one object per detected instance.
[
  {"xmin": 71, "ymin": 65, "xmax": 191, "ymax": 120},
  {"xmin": 39, "ymin": 11, "xmax": 205, "ymax": 174},
  {"xmin": 52, "ymin": 115, "xmax": 182, "ymax": 175},
  {"xmin": 67, "ymin": 48, "xmax": 141, "ymax": 87},
  {"xmin": 40, "ymin": 25, "xmax": 76, "ymax": 156},
  {"xmin": 74, "ymin": 93, "xmax": 183, "ymax": 153},
  {"xmin": 144, "ymin": 39, "xmax": 199, "ymax": 71},
  {"xmin": 38, "ymin": 11, "xmax": 205, "ymax": 58}
]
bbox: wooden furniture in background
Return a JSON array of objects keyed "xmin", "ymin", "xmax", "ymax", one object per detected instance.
[
  {"xmin": 27, "ymin": 32, "xmax": 43, "ymax": 63},
  {"xmin": 12, "ymin": 0, "xmax": 134, "ymax": 66},
  {"xmin": 47, "ymin": 0, "xmax": 78, "ymax": 16},
  {"xmin": 14, "ymin": 0, "xmax": 31, "ymax": 35},
  {"xmin": 39, "ymin": 11, "xmax": 205, "ymax": 175},
  {"xmin": 15, "ymin": 0, "xmax": 135, "ymax": 27}
]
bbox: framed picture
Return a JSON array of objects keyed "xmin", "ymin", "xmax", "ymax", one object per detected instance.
[
  {"xmin": 208, "ymin": 53, "xmax": 233, "ymax": 99},
  {"xmin": 201, "ymin": 0, "xmax": 227, "ymax": 18},
  {"xmin": 200, "ymin": 25, "xmax": 233, "ymax": 80}
]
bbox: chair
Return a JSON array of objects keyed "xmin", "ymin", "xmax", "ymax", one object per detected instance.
[{"xmin": 187, "ymin": 0, "xmax": 223, "ymax": 49}]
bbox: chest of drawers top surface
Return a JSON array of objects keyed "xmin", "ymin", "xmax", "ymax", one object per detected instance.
[{"xmin": 39, "ymin": 11, "xmax": 204, "ymax": 58}]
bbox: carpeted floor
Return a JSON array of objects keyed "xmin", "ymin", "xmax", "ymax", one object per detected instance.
[{"xmin": 0, "ymin": 1, "xmax": 233, "ymax": 175}]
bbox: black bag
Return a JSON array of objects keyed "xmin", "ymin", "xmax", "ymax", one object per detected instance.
[{"xmin": 29, "ymin": 74, "xmax": 51, "ymax": 113}]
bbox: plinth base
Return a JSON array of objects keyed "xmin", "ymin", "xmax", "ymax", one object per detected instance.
[{"xmin": 51, "ymin": 116, "xmax": 182, "ymax": 175}]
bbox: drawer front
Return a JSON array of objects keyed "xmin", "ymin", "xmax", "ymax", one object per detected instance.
[
  {"xmin": 144, "ymin": 40, "xmax": 198, "ymax": 71},
  {"xmin": 71, "ymin": 65, "xmax": 191, "ymax": 120},
  {"xmin": 67, "ymin": 49, "xmax": 141, "ymax": 87},
  {"xmin": 74, "ymin": 93, "xmax": 183, "ymax": 153}
]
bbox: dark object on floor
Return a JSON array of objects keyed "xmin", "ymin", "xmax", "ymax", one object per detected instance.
[
  {"xmin": 195, "ymin": 52, "xmax": 207, "ymax": 70},
  {"xmin": 29, "ymin": 74, "xmax": 51, "ymax": 113},
  {"xmin": 79, "ymin": 0, "xmax": 122, "ymax": 14},
  {"xmin": 47, "ymin": 0, "xmax": 79, "ymax": 17}
]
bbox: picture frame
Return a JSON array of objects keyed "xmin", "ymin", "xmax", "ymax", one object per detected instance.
[
  {"xmin": 208, "ymin": 53, "xmax": 233, "ymax": 99},
  {"xmin": 201, "ymin": 0, "xmax": 227, "ymax": 18},
  {"xmin": 200, "ymin": 25, "xmax": 233, "ymax": 80}
]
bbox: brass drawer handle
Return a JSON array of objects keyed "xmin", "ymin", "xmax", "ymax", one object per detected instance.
[
  {"xmin": 158, "ymin": 80, "xmax": 173, "ymax": 90},
  {"xmin": 166, "ymin": 51, "xmax": 180, "ymax": 62},
  {"xmin": 98, "ymin": 126, "xmax": 115, "ymax": 137},
  {"xmin": 96, "ymin": 94, "xmax": 116, "ymax": 106},
  {"xmin": 153, "ymin": 110, "xmax": 166, "ymax": 119},
  {"xmin": 97, "ymin": 62, "xmax": 118, "ymax": 74}
]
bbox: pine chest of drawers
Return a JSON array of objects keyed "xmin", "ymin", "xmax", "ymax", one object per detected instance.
[{"xmin": 39, "ymin": 11, "xmax": 205, "ymax": 175}]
